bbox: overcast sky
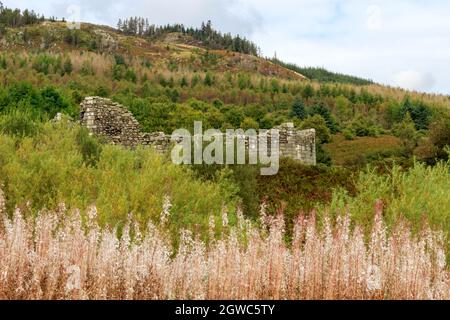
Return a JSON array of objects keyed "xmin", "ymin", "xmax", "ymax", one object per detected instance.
[{"xmin": 4, "ymin": 0, "xmax": 450, "ymax": 94}]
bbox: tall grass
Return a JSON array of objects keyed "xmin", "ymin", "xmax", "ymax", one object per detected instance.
[
  {"xmin": 0, "ymin": 190, "xmax": 447, "ymax": 300},
  {"xmin": 331, "ymin": 161, "xmax": 450, "ymax": 239}
]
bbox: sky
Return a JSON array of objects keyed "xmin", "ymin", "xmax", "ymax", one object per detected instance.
[{"xmin": 3, "ymin": 0, "xmax": 450, "ymax": 94}]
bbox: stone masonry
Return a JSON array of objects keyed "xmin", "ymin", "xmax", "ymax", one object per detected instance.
[{"xmin": 80, "ymin": 97, "xmax": 316, "ymax": 165}]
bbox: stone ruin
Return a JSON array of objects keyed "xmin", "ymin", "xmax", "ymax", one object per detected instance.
[
  {"xmin": 79, "ymin": 97, "xmax": 316, "ymax": 165},
  {"xmin": 80, "ymin": 97, "xmax": 171, "ymax": 152}
]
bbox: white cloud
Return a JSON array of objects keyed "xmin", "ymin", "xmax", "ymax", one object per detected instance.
[
  {"xmin": 366, "ymin": 5, "xmax": 382, "ymax": 31},
  {"xmin": 247, "ymin": 0, "xmax": 450, "ymax": 94},
  {"xmin": 393, "ymin": 71, "xmax": 436, "ymax": 91}
]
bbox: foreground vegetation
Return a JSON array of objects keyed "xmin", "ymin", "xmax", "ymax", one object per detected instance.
[
  {"xmin": 0, "ymin": 122, "xmax": 235, "ymax": 241},
  {"xmin": 0, "ymin": 192, "xmax": 447, "ymax": 300},
  {"xmin": 2, "ymin": 123, "xmax": 447, "ymax": 245}
]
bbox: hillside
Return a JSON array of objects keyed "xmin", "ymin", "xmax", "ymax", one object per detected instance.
[
  {"xmin": 0, "ymin": 16, "xmax": 447, "ymax": 221},
  {"xmin": 0, "ymin": 4, "xmax": 449, "ymax": 300},
  {"xmin": 0, "ymin": 16, "xmax": 449, "ymax": 204},
  {"xmin": 1, "ymin": 21, "xmax": 306, "ymax": 80}
]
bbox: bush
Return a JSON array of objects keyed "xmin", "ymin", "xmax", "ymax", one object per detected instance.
[
  {"xmin": 310, "ymin": 102, "xmax": 339, "ymax": 133},
  {"xmin": 75, "ymin": 127, "xmax": 103, "ymax": 167},
  {"xmin": 343, "ymin": 128, "xmax": 355, "ymax": 140},
  {"xmin": 299, "ymin": 115, "xmax": 331, "ymax": 144},
  {"xmin": 0, "ymin": 110, "xmax": 41, "ymax": 137},
  {"xmin": 6, "ymin": 82, "xmax": 42, "ymax": 110},
  {"xmin": 32, "ymin": 54, "xmax": 58, "ymax": 75},
  {"xmin": 0, "ymin": 123, "xmax": 234, "ymax": 241},
  {"xmin": 331, "ymin": 161, "xmax": 450, "ymax": 244},
  {"xmin": 348, "ymin": 116, "xmax": 379, "ymax": 137},
  {"xmin": 94, "ymin": 86, "xmax": 110, "ymax": 97},
  {"xmin": 124, "ymin": 68, "xmax": 137, "ymax": 83},
  {"xmin": 114, "ymin": 54, "xmax": 126, "ymax": 66},
  {"xmin": 292, "ymin": 98, "xmax": 307, "ymax": 120},
  {"xmin": 392, "ymin": 112, "xmax": 418, "ymax": 151},
  {"xmin": 40, "ymin": 86, "xmax": 72, "ymax": 118},
  {"xmin": 316, "ymin": 144, "xmax": 332, "ymax": 166},
  {"xmin": 415, "ymin": 117, "xmax": 450, "ymax": 164},
  {"xmin": 258, "ymin": 158, "xmax": 355, "ymax": 229},
  {"xmin": 63, "ymin": 58, "xmax": 73, "ymax": 75},
  {"xmin": 0, "ymin": 56, "xmax": 7, "ymax": 69},
  {"xmin": 112, "ymin": 64, "xmax": 125, "ymax": 80}
]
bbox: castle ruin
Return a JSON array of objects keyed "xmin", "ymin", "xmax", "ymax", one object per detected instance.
[{"xmin": 79, "ymin": 97, "xmax": 316, "ymax": 165}]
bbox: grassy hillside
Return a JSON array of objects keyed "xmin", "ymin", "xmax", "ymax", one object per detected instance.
[
  {"xmin": 324, "ymin": 134, "xmax": 403, "ymax": 167},
  {"xmin": 0, "ymin": 25, "xmax": 447, "ymax": 171},
  {"xmin": 0, "ymin": 5, "xmax": 449, "ymax": 299},
  {"xmin": 0, "ymin": 18, "xmax": 448, "ymax": 218}
]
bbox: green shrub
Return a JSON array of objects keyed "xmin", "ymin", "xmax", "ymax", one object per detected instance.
[
  {"xmin": 348, "ymin": 116, "xmax": 379, "ymax": 137},
  {"xmin": 300, "ymin": 114, "xmax": 331, "ymax": 144},
  {"xmin": 316, "ymin": 144, "xmax": 332, "ymax": 166},
  {"xmin": 292, "ymin": 98, "xmax": 307, "ymax": 120},
  {"xmin": 415, "ymin": 117, "xmax": 450, "ymax": 164},
  {"xmin": 0, "ymin": 109, "xmax": 41, "ymax": 137},
  {"xmin": 63, "ymin": 58, "xmax": 73, "ymax": 75},
  {"xmin": 330, "ymin": 161, "xmax": 450, "ymax": 241},
  {"xmin": 94, "ymin": 86, "xmax": 110, "ymax": 97},
  {"xmin": 32, "ymin": 54, "xmax": 58, "ymax": 75},
  {"xmin": 310, "ymin": 102, "xmax": 339, "ymax": 133},
  {"xmin": 113, "ymin": 64, "xmax": 125, "ymax": 80},
  {"xmin": 258, "ymin": 159, "xmax": 356, "ymax": 230},
  {"xmin": 80, "ymin": 61, "xmax": 95, "ymax": 76},
  {"xmin": 0, "ymin": 123, "xmax": 234, "ymax": 242},
  {"xmin": 114, "ymin": 54, "xmax": 126, "ymax": 66},
  {"xmin": 343, "ymin": 128, "xmax": 355, "ymax": 140},
  {"xmin": 0, "ymin": 56, "xmax": 7, "ymax": 69},
  {"xmin": 6, "ymin": 82, "xmax": 42, "ymax": 110},
  {"xmin": 40, "ymin": 86, "xmax": 72, "ymax": 118},
  {"xmin": 124, "ymin": 68, "xmax": 137, "ymax": 83},
  {"xmin": 75, "ymin": 127, "xmax": 103, "ymax": 167}
]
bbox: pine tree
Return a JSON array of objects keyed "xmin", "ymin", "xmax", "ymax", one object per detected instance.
[
  {"xmin": 393, "ymin": 112, "xmax": 417, "ymax": 150},
  {"xmin": 115, "ymin": 17, "xmax": 260, "ymax": 56},
  {"xmin": 410, "ymin": 101, "xmax": 431, "ymax": 130},
  {"xmin": 204, "ymin": 72, "xmax": 213, "ymax": 86},
  {"xmin": 292, "ymin": 98, "xmax": 307, "ymax": 120},
  {"xmin": 180, "ymin": 76, "xmax": 188, "ymax": 87},
  {"xmin": 311, "ymin": 102, "xmax": 339, "ymax": 133}
]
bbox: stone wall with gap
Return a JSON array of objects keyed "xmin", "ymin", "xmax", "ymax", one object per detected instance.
[{"xmin": 79, "ymin": 97, "xmax": 316, "ymax": 165}]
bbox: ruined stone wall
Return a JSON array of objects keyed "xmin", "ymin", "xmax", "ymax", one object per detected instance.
[
  {"xmin": 80, "ymin": 97, "xmax": 171, "ymax": 151},
  {"xmin": 276, "ymin": 123, "xmax": 316, "ymax": 165},
  {"xmin": 80, "ymin": 97, "xmax": 316, "ymax": 165}
]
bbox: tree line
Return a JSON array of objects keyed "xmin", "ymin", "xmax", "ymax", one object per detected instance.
[
  {"xmin": 270, "ymin": 57, "xmax": 374, "ymax": 86},
  {"xmin": 0, "ymin": 2, "xmax": 44, "ymax": 32},
  {"xmin": 117, "ymin": 18, "xmax": 260, "ymax": 56}
]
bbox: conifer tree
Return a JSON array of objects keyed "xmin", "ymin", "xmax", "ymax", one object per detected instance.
[{"xmin": 292, "ymin": 98, "xmax": 307, "ymax": 120}]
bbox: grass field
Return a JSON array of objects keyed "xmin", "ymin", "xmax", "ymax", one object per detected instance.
[{"xmin": 324, "ymin": 134, "xmax": 402, "ymax": 166}]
